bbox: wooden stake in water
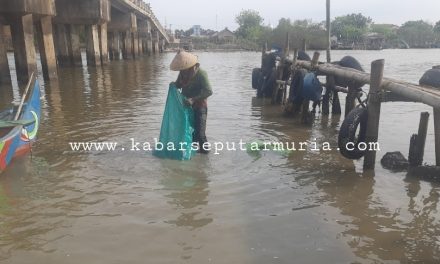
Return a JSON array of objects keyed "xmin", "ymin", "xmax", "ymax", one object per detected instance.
[
  {"xmin": 364, "ymin": 59, "xmax": 385, "ymax": 170},
  {"xmin": 408, "ymin": 112, "xmax": 430, "ymax": 167}
]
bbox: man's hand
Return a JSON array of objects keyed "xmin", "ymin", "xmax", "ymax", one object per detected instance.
[{"xmin": 184, "ymin": 98, "xmax": 194, "ymax": 106}]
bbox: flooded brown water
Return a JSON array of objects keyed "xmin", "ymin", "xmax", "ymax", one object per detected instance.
[{"xmin": 0, "ymin": 49, "xmax": 440, "ymax": 263}]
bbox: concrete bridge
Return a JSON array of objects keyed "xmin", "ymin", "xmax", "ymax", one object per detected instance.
[{"xmin": 0, "ymin": 0, "xmax": 170, "ymax": 84}]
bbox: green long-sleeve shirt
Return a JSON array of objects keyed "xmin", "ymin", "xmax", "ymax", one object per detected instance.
[{"xmin": 177, "ymin": 69, "xmax": 213, "ymax": 108}]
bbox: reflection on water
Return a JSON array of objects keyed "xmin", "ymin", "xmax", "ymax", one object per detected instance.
[{"xmin": 0, "ymin": 50, "xmax": 439, "ymax": 263}]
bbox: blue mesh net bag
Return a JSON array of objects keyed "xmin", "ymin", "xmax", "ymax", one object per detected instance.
[
  {"xmin": 303, "ymin": 72, "xmax": 323, "ymax": 103},
  {"xmin": 153, "ymin": 83, "xmax": 195, "ymax": 160}
]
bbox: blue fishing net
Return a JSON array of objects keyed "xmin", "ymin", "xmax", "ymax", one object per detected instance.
[
  {"xmin": 303, "ymin": 72, "xmax": 323, "ymax": 103},
  {"xmin": 153, "ymin": 83, "xmax": 195, "ymax": 160}
]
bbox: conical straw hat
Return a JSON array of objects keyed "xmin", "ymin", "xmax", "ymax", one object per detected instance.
[{"xmin": 170, "ymin": 50, "xmax": 198, "ymax": 71}]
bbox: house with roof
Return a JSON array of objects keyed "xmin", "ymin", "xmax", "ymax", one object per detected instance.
[{"xmin": 212, "ymin": 27, "xmax": 236, "ymax": 43}]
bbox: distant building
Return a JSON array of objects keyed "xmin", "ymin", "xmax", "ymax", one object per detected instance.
[
  {"xmin": 192, "ymin": 25, "xmax": 201, "ymax": 37},
  {"xmin": 212, "ymin": 27, "xmax": 235, "ymax": 43},
  {"xmin": 179, "ymin": 37, "xmax": 193, "ymax": 51},
  {"xmin": 363, "ymin": 32, "xmax": 384, "ymax": 50},
  {"xmin": 330, "ymin": 35, "xmax": 338, "ymax": 49}
]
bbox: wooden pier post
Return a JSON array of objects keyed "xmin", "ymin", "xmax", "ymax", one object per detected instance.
[
  {"xmin": 311, "ymin": 52, "xmax": 320, "ymax": 70},
  {"xmin": 323, "ymin": 0, "xmax": 335, "ymax": 116},
  {"xmin": 322, "ymin": 76, "xmax": 333, "ymax": 115},
  {"xmin": 302, "ymin": 52, "xmax": 320, "ymax": 123},
  {"xmin": 345, "ymin": 84, "xmax": 357, "ymax": 117},
  {"xmin": 363, "ymin": 59, "xmax": 385, "ymax": 170},
  {"xmin": 36, "ymin": 16, "xmax": 58, "ymax": 80},
  {"xmin": 434, "ymin": 107, "xmax": 440, "ymax": 166},
  {"xmin": 408, "ymin": 112, "xmax": 430, "ymax": 167},
  {"xmin": 332, "ymin": 89, "xmax": 341, "ymax": 114},
  {"xmin": 261, "ymin": 42, "xmax": 266, "ymax": 67},
  {"xmin": 301, "ymin": 39, "xmax": 307, "ymax": 52},
  {"xmin": 273, "ymin": 33, "xmax": 289, "ymax": 104}
]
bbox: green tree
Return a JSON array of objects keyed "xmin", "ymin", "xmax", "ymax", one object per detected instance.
[
  {"xmin": 331, "ymin": 13, "xmax": 372, "ymax": 43},
  {"xmin": 268, "ymin": 18, "xmax": 326, "ymax": 50},
  {"xmin": 434, "ymin": 21, "xmax": 440, "ymax": 44},
  {"xmin": 398, "ymin": 20, "xmax": 434, "ymax": 48},
  {"xmin": 434, "ymin": 21, "xmax": 440, "ymax": 34},
  {"xmin": 235, "ymin": 9, "xmax": 264, "ymax": 41},
  {"xmin": 371, "ymin": 24, "xmax": 397, "ymax": 39}
]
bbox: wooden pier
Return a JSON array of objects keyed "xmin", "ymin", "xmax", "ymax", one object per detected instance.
[
  {"xmin": 0, "ymin": 0, "xmax": 170, "ymax": 84},
  {"xmin": 258, "ymin": 46, "xmax": 440, "ymax": 175}
]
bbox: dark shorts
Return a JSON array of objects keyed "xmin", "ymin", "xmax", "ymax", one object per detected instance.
[{"xmin": 193, "ymin": 107, "xmax": 208, "ymax": 146}]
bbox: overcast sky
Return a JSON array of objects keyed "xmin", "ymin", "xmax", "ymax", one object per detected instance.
[{"xmin": 147, "ymin": 0, "xmax": 440, "ymax": 31}]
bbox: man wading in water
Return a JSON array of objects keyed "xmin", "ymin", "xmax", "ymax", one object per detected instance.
[{"xmin": 170, "ymin": 50, "xmax": 213, "ymax": 154}]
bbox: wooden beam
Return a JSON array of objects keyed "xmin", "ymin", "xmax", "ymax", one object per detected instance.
[{"xmin": 294, "ymin": 60, "xmax": 440, "ymax": 108}]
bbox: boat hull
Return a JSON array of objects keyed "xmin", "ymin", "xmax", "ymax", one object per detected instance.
[{"xmin": 0, "ymin": 79, "xmax": 41, "ymax": 173}]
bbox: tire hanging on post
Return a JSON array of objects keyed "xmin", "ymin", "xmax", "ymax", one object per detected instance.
[
  {"xmin": 338, "ymin": 107, "xmax": 368, "ymax": 159},
  {"xmin": 252, "ymin": 68, "xmax": 261, "ymax": 89}
]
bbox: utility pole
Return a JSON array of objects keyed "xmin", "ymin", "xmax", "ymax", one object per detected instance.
[{"xmin": 326, "ymin": 0, "xmax": 331, "ymax": 63}]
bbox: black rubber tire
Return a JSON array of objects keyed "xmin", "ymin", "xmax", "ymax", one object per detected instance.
[
  {"xmin": 338, "ymin": 56, "xmax": 364, "ymax": 71},
  {"xmin": 262, "ymin": 69, "xmax": 277, "ymax": 98},
  {"xmin": 289, "ymin": 69, "xmax": 307, "ymax": 104},
  {"xmin": 334, "ymin": 56, "xmax": 365, "ymax": 90},
  {"xmin": 297, "ymin": 50, "xmax": 311, "ymax": 61},
  {"xmin": 419, "ymin": 68, "xmax": 440, "ymax": 88},
  {"xmin": 338, "ymin": 107, "xmax": 368, "ymax": 159},
  {"xmin": 252, "ymin": 68, "xmax": 261, "ymax": 89},
  {"xmin": 262, "ymin": 53, "xmax": 276, "ymax": 76}
]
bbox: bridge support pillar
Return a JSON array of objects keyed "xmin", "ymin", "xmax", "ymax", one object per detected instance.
[
  {"xmin": 69, "ymin": 25, "xmax": 83, "ymax": 66},
  {"xmin": 132, "ymin": 31, "xmax": 139, "ymax": 58},
  {"xmin": 54, "ymin": 24, "xmax": 71, "ymax": 66},
  {"xmin": 138, "ymin": 19, "xmax": 153, "ymax": 55},
  {"xmin": 159, "ymin": 38, "xmax": 165, "ymax": 53},
  {"xmin": 99, "ymin": 23, "xmax": 108, "ymax": 64},
  {"xmin": 108, "ymin": 32, "xmax": 114, "ymax": 60},
  {"xmin": 137, "ymin": 32, "xmax": 143, "ymax": 56},
  {"xmin": 85, "ymin": 24, "xmax": 101, "ymax": 66},
  {"xmin": 146, "ymin": 33, "xmax": 153, "ymax": 55},
  {"xmin": 0, "ymin": 24, "xmax": 11, "ymax": 83},
  {"xmin": 10, "ymin": 14, "xmax": 37, "ymax": 83},
  {"xmin": 122, "ymin": 31, "xmax": 132, "ymax": 59},
  {"xmin": 35, "ymin": 16, "xmax": 58, "ymax": 80},
  {"xmin": 152, "ymin": 31, "xmax": 159, "ymax": 54},
  {"xmin": 109, "ymin": 32, "xmax": 120, "ymax": 60}
]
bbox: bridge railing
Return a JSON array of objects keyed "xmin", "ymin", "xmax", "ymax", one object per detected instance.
[{"xmin": 127, "ymin": 0, "xmax": 170, "ymax": 43}]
